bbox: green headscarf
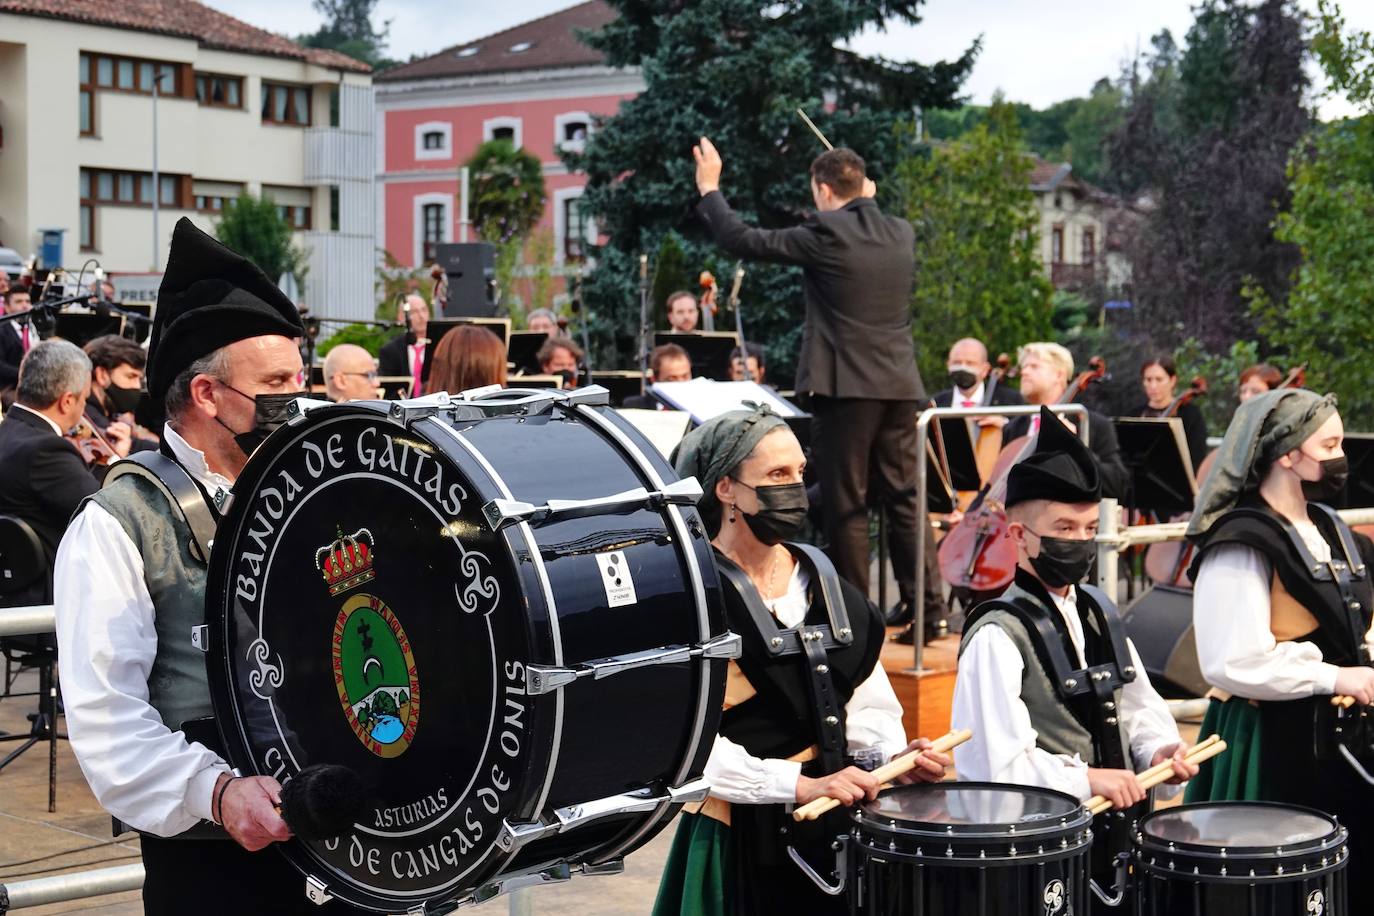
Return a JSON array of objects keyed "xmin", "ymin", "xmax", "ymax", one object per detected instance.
[
  {"xmin": 671, "ymin": 405, "xmax": 789, "ymax": 535},
  {"xmin": 1187, "ymin": 388, "xmax": 1339, "ymax": 539}
]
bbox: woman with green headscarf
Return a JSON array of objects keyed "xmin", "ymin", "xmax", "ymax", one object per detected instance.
[
  {"xmin": 653, "ymin": 406, "xmax": 948, "ymax": 916},
  {"xmin": 1185, "ymin": 388, "xmax": 1374, "ymax": 907}
]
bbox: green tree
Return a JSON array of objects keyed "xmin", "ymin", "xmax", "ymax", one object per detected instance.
[
  {"xmin": 1250, "ymin": 1, "xmax": 1374, "ymax": 425},
  {"xmin": 649, "ymin": 232, "xmax": 693, "ymax": 324},
  {"xmin": 1063, "ymin": 78, "xmax": 1125, "ymax": 187},
  {"xmin": 466, "ymin": 140, "xmax": 548, "ymax": 245},
  {"xmin": 572, "ymin": 0, "xmax": 977, "ymax": 380},
  {"xmin": 215, "ymin": 193, "xmax": 307, "ymax": 293},
  {"xmin": 298, "ymin": 0, "xmax": 393, "ymax": 70},
  {"xmin": 896, "ymin": 100, "xmax": 1054, "ymax": 383}
]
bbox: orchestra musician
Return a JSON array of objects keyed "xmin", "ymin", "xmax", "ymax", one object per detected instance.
[
  {"xmin": 930, "ymin": 337, "xmax": 1023, "ymax": 412},
  {"xmin": 692, "ymin": 137, "xmax": 940, "ymax": 632},
  {"xmin": 952, "ymin": 406, "xmax": 1196, "ymax": 911},
  {"xmin": 1184, "ymin": 388, "xmax": 1374, "ymax": 909},
  {"xmin": 536, "ymin": 336, "xmax": 583, "ymax": 388},
  {"xmin": 729, "ymin": 343, "xmax": 766, "ymax": 384},
  {"xmin": 426, "ymin": 324, "xmax": 506, "ymax": 394},
  {"xmin": 1238, "ymin": 363, "xmax": 1283, "ymax": 402},
  {"xmin": 526, "ymin": 308, "xmax": 559, "ymax": 336},
  {"xmin": 84, "ymin": 334, "xmax": 156, "ymax": 452},
  {"xmin": 665, "ymin": 290, "xmax": 700, "ymax": 333},
  {"xmin": 654, "ymin": 406, "xmax": 950, "ymax": 916},
  {"xmin": 1133, "ymin": 354, "xmax": 1208, "ymax": 471},
  {"xmin": 378, "ymin": 294, "xmax": 431, "ymax": 396},
  {"xmin": 1, "ymin": 284, "xmax": 35, "ymax": 395},
  {"xmin": 53, "ymin": 219, "xmax": 362, "ymax": 914},
  {"xmin": 625, "ymin": 344, "xmax": 693, "ymax": 409},
  {"xmin": 322, "ymin": 343, "xmax": 379, "ymax": 402},
  {"xmin": 1004, "ymin": 342, "xmax": 1130, "ymax": 499}
]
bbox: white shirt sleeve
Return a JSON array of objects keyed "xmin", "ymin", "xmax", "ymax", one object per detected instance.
[
  {"xmin": 701, "ymin": 734, "xmax": 802, "ymax": 805},
  {"xmin": 1119, "ymin": 638, "xmax": 1185, "ymax": 798},
  {"xmin": 844, "ymin": 662, "xmax": 909, "ymax": 762},
  {"xmin": 54, "ymin": 503, "xmax": 231, "ymax": 837},
  {"xmin": 1193, "ymin": 544, "xmax": 1340, "ymax": 700},
  {"xmin": 951, "ymin": 624, "xmax": 1092, "ymax": 801}
]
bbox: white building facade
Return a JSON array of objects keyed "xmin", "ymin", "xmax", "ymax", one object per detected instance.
[{"xmin": 0, "ymin": 5, "xmax": 378, "ymax": 319}]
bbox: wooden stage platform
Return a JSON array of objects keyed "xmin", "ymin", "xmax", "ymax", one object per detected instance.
[{"xmin": 879, "ymin": 627, "xmax": 960, "ymax": 742}]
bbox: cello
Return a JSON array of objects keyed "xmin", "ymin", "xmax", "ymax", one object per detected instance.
[{"xmin": 938, "ymin": 356, "xmax": 1108, "ymax": 594}]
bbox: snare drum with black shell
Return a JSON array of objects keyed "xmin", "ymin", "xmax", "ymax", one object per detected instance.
[
  {"xmin": 849, "ymin": 782, "xmax": 1093, "ymax": 915},
  {"xmin": 1133, "ymin": 801, "xmax": 1348, "ymax": 916},
  {"xmin": 204, "ymin": 388, "xmax": 733, "ymax": 913}
]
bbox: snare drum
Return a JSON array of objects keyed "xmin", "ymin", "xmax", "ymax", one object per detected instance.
[
  {"xmin": 203, "ymin": 389, "xmax": 733, "ymax": 912},
  {"xmin": 849, "ymin": 782, "xmax": 1093, "ymax": 915},
  {"xmin": 1133, "ymin": 801, "xmax": 1348, "ymax": 916}
]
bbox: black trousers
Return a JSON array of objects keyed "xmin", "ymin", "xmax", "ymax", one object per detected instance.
[
  {"xmin": 140, "ymin": 835, "xmax": 366, "ymax": 915},
  {"xmin": 810, "ymin": 396, "xmax": 942, "ymax": 617}
]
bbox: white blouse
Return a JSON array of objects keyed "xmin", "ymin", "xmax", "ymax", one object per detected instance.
[{"xmin": 701, "ymin": 563, "xmax": 908, "ymax": 805}]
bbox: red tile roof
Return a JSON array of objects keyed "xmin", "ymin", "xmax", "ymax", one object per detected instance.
[
  {"xmin": 378, "ymin": 1, "xmax": 615, "ymax": 83},
  {"xmin": 0, "ymin": 0, "xmax": 371, "ymax": 72}
]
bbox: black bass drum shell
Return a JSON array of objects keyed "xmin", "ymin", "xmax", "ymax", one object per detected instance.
[{"xmin": 205, "ymin": 399, "xmax": 725, "ymax": 913}]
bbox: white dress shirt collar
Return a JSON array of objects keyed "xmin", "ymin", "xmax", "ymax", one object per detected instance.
[
  {"xmin": 10, "ymin": 402, "xmax": 64, "ymax": 436},
  {"xmin": 956, "ymin": 382, "xmax": 985, "ymax": 406},
  {"xmin": 162, "ymin": 424, "xmax": 234, "ymax": 502}
]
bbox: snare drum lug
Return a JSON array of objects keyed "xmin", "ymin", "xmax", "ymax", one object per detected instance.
[{"xmin": 304, "ymin": 875, "xmax": 333, "ymax": 906}]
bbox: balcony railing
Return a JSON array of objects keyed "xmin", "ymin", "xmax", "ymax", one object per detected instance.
[{"xmin": 1051, "ymin": 262, "xmax": 1097, "ymax": 290}]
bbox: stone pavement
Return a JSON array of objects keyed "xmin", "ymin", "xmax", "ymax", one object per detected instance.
[{"xmin": 0, "ymin": 667, "xmax": 672, "ymax": 915}]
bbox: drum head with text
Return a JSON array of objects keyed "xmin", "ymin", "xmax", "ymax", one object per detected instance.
[{"xmin": 206, "ymin": 405, "xmax": 547, "ymax": 911}]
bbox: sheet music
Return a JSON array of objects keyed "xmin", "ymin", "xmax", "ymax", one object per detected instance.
[
  {"xmin": 615, "ymin": 409, "xmax": 694, "ymax": 458},
  {"xmin": 649, "ymin": 378, "xmax": 802, "ymax": 423}
]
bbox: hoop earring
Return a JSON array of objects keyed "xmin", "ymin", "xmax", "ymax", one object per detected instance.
[{"xmin": 728, "ymin": 503, "xmax": 737, "ymax": 524}]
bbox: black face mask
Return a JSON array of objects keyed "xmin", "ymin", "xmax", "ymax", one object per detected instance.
[
  {"xmin": 1026, "ymin": 529, "xmax": 1096, "ymax": 589},
  {"xmin": 949, "ymin": 368, "xmax": 979, "ymax": 392},
  {"xmin": 216, "ymin": 383, "xmax": 298, "ymax": 457},
  {"xmin": 733, "ymin": 480, "xmax": 809, "ymax": 546},
  {"xmin": 1301, "ymin": 455, "xmax": 1349, "ymax": 502},
  {"xmin": 106, "ymin": 381, "xmax": 142, "ymax": 415},
  {"xmin": 554, "ymin": 368, "xmax": 578, "ymax": 389}
]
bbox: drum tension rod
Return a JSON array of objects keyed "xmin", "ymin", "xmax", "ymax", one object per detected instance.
[
  {"xmin": 525, "ymin": 633, "xmax": 741, "ymax": 696},
  {"xmin": 496, "ymin": 779, "xmax": 711, "ymax": 855},
  {"xmin": 482, "ymin": 478, "xmax": 704, "ymax": 531}
]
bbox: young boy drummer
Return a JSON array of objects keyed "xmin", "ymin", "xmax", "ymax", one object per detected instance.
[{"xmin": 950, "ymin": 406, "xmax": 1198, "ymax": 905}]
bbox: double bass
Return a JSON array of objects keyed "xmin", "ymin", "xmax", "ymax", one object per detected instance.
[
  {"xmin": 938, "ymin": 357, "xmax": 1108, "ymax": 594},
  {"xmin": 971, "ymin": 353, "xmax": 1013, "ymax": 484}
]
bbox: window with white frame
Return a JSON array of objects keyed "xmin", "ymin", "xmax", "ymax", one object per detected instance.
[
  {"xmin": 483, "ymin": 116, "xmax": 522, "ymax": 149},
  {"xmin": 554, "ymin": 111, "xmax": 591, "ymax": 154},
  {"xmin": 413, "ymin": 193, "xmax": 452, "ymax": 266},
  {"xmin": 414, "ymin": 120, "xmax": 452, "ymax": 161},
  {"xmin": 554, "ymin": 187, "xmax": 593, "ymax": 263}
]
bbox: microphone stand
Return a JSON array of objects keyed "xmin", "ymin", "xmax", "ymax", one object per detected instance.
[
  {"xmin": 0, "ymin": 292, "xmax": 98, "ymax": 340},
  {"xmin": 295, "ymin": 313, "xmax": 397, "ymax": 374},
  {"xmin": 636, "ymin": 254, "xmax": 650, "ymax": 395},
  {"xmin": 727, "ymin": 263, "xmax": 750, "ymax": 381}
]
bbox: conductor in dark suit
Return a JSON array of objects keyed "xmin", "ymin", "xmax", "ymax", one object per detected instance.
[
  {"xmin": 0, "ymin": 339, "xmax": 100, "ymax": 603},
  {"xmin": 693, "ymin": 136, "xmax": 941, "ymax": 628}
]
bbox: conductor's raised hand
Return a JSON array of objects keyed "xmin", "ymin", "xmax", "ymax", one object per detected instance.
[
  {"xmin": 796, "ymin": 766, "xmax": 879, "ymax": 807},
  {"xmin": 218, "ymin": 773, "xmax": 292, "ymax": 851},
  {"xmin": 862, "ymin": 177, "xmax": 877, "ymax": 199},
  {"xmin": 694, "ymin": 136, "xmax": 723, "ymax": 195},
  {"xmin": 894, "ymin": 738, "xmax": 951, "ymax": 785}
]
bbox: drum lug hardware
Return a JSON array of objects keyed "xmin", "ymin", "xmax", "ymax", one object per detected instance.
[
  {"xmin": 304, "ymin": 875, "xmax": 333, "ymax": 906},
  {"xmin": 471, "ymin": 862, "xmax": 573, "ymax": 903},
  {"xmin": 387, "ymin": 393, "xmax": 451, "ymax": 426},
  {"xmin": 190, "ymin": 625, "xmax": 208, "ymax": 652},
  {"xmin": 526, "ymin": 666, "xmax": 578, "ymax": 695},
  {"xmin": 1105, "ymin": 716, "xmax": 1118, "ymax": 726},
  {"xmin": 580, "ymin": 859, "xmax": 625, "ymax": 877},
  {"xmin": 1063, "ymin": 678, "xmax": 1077, "ymax": 690},
  {"xmin": 482, "ymin": 479, "xmax": 703, "ymax": 531},
  {"xmin": 526, "ymin": 635, "xmax": 740, "ymax": 695},
  {"xmin": 284, "ymin": 397, "xmax": 334, "ymax": 425}
]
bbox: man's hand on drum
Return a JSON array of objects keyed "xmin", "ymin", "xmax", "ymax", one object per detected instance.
[
  {"xmin": 1334, "ymin": 666, "xmax": 1374, "ymax": 706},
  {"xmin": 1150, "ymin": 741, "xmax": 1201, "ymax": 786},
  {"xmin": 893, "ymin": 738, "xmax": 951, "ymax": 785},
  {"xmin": 1087, "ymin": 768, "xmax": 1146, "ymax": 811},
  {"xmin": 216, "ymin": 773, "xmax": 292, "ymax": 851},
  {"xmin": 796, "ymin": 766, "xmax": 880, "ymax": 807}
]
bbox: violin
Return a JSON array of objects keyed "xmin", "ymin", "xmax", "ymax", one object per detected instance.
[
  {"xmin": 66, "ymin": 416, "xmax": 118, "ymax": 468},
  {"xmin": 938, "ymin": 356, "xmax": 1108, "ymax": 594},
  {"xmin": 699, "ymin": 271, "xmax": 719, "ymax": 332},
  {"xmin": 1161, "ymin": 375, "xmax": 1207, "ymax": 417},
  {"xmin": 1279, "ymin": 362, "xmax": 1308, "ymax": 389}
]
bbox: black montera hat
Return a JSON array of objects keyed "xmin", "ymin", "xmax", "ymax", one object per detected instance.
[
  {"xmin": 146, "ymin": 217, "xmax": 303, "ymax": 401},
  {"xmin": 1005, "ymin": 405, "xmax": 1102, "ymax": 507}
]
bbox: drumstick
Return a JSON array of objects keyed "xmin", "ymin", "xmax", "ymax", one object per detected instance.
[
  {"xmin": 791, "ymin": 729, "xmax": 972, "ymax": 822},
  {"xmin": 795, "ymin": 108, "xmax": 834, "ymax": 151},
  {"xmin": 1086, "ymin": 736, "xmax": 1226, "ymax": 816},
  {"xmin": 1331, "ymin": 694, "xmax": 1358, "ymax": 709}
]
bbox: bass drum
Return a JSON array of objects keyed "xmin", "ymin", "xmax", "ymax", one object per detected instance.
[{"xmin": 205, "ymin": 389, "xmax": 732, "ymax": 913}]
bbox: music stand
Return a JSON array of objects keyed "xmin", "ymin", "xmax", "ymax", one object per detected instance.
[
  {"xmin": 590, "ymin": 371, "xmax": 644, "ymax": 407},
  {"xmin": 933, "ymin": 416, "xmax": 981, "ymax": 492},
  {"xmin": 508, "ymin": 331, "xmax": 548, "ymax": 375},
  {"xmin": 421, "ymin": 318, "xmax": 513, "ymax": 386},
  {"xmin": 653, "ymin": 331, "xmax": 739, "ymax": 381},
  {"xmin": 1330, "ymin": 433, "xmax": 1374, "ymax": 509},
  {"xmin": 508, "ymin": 374, "xmax": 563, "ymax": 390},
  {"xmin": 378, "ymin": 376, "xmax": 413, "ymax": 399},
  {"xmin": 54, "ymin": 313, "xmax": 122, "ymax": 347},
  {"xmin": 308, "ymin": 365, "xmax": 326, "ymax": 395},
  {"xmin": 118, "ymin": 302, "xmax": 153, "ymax": 343},
  {"xmin": 1114, "ymin": 418, "xmax": 1198, "ymax": 517}
]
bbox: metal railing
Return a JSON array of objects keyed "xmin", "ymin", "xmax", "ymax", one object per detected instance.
[
  {"xmin": 0, "ymin": 864, "xmax": 144, "ymax": 913},
  {"xmin": 913, "ymin": 404, "xmax": 1089, "ymax": 671},
  {"xmin": 0, "ymin": 606, "xmax": 54, "ymax": 639}
]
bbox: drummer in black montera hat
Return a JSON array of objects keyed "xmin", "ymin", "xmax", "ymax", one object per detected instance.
[
  {"xmin": 950, "ymin": 406, "xmax": 1196, "ymax": 909},
  {"xmin": 52, "ymin": 219, "xmax": 359, "ymax": 914}
]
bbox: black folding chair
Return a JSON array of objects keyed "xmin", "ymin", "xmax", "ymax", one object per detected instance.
[{"xmin": 0, "ymin": 514, "xmax": 62, "ymax": 812}]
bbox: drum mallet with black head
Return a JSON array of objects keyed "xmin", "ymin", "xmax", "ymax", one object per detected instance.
[{"xmin": 277, "ymin": 764, "xmax": 368, "ymax": 840}]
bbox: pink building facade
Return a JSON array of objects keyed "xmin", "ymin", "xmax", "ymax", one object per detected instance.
[{"xmin": 375, "ymin": 2, "xmax": 642, "ymax": 283}]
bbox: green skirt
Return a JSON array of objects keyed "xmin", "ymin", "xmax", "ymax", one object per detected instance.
[
  {"xmin": 1184, "ymin": 696, "xmax": 1268, "ymax": 803},
  {"xmin": 652, "ymin": 812, "xmax": 733, "ymax": 916}
]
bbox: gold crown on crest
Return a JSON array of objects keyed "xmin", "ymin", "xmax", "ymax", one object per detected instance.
[{"xmin": 315, "ymin": 527, "xmax": 376, "ymax": 596}]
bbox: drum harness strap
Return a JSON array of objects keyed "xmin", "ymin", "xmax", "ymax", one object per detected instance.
[{"xmin": 715, "ymin": 543, "xmax": 853, "ymax": 773}]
